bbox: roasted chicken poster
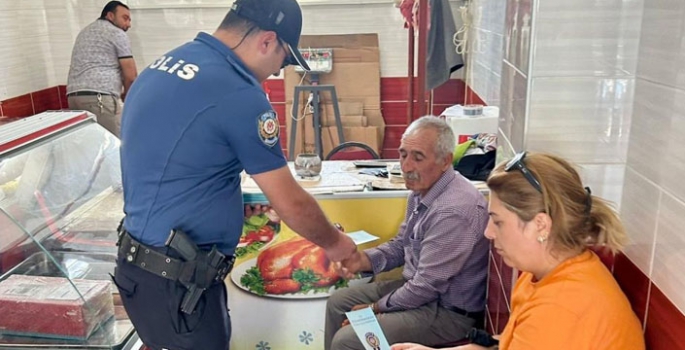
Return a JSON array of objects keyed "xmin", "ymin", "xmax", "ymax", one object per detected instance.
[{"xmin": 234, "ymin": 237, "xmax": 349, "ymax": 297}]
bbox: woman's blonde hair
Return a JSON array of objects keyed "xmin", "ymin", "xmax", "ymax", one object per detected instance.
[{"xmin": 486, "ymin": 152, "xmax": 627, "ymax": 254}]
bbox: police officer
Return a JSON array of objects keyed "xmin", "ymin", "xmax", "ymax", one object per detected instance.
[{"xmin": 115, "ymin": 0, "xmax": 357, "ymax": 349}]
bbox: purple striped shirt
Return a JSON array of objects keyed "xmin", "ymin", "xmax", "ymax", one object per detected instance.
[{"xmin": 366, "ymin": 170, "xmax": 489, "ymax": 313}]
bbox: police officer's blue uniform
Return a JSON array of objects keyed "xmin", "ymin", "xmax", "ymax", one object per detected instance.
[{"xmin": 114, "ymin": 32, "xmax": 286, "ymax": 350}]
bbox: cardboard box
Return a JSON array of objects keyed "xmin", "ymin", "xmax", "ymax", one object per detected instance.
[
  {"xmin": 285, "ymin": 102, "xmax": 371, "ymax": 153},
  {"xmin": 321, "ymin": 126, "xmax": 380, "ymax": 157},
  {"xmin": 284, "ymin": 34, "xmax": 385, "ymax": 157},
  {"xmin": 322, "ymin": 101, "xmax": 363, "ymax": 117},
  {"xmin": 322, "ymin": 115, "xmax": 368, "ymax": 127}
]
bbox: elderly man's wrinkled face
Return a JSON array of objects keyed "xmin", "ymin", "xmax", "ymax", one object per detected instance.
[
  {"xmin": 398, "ymin": 128, "xmax": 452, "ymax": 196},
  {"xmin": 108, "ymin": 6, "xmax": 131, "ymax": 31}
]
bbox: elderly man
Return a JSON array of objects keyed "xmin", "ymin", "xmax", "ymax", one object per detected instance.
[{"xmin": 325, "ymin": 116, "xmax": 490, "ymax": 349}]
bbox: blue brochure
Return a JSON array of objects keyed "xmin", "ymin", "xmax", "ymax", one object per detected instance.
[{"xmin": 345, "ymin": 307, "xmax": 391, "ymax": 350}]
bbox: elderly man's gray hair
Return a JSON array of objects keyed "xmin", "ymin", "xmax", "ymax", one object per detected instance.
[{"xmin": 402, "ymin": 116, "xmax": 456, "ymax": 160}]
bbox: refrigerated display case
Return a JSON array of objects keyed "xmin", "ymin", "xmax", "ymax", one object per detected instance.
[{"xmin": 0, "ymin": 111, "xmax": 143, "ymax": 349}]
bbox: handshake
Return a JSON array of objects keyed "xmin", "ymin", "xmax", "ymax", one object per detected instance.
[
  {"xmin": 333, "ymin": 249, "xmax": 372, "ymax": 280},
  {"xmin": 320, "ymin": 222, "xmax": 373, "ymax": 277}
]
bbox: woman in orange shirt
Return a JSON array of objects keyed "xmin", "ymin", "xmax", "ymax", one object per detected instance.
[{"xmin": 392, "ymin": 152, "xmax": 645, "ymax": 350}]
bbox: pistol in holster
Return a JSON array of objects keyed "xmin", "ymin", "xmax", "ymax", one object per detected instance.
[{"xmin": 165, "ymin": 229, "xmax": 235, "ymax": 315}]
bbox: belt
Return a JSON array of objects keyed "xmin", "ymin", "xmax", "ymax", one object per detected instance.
[
  {"xmin": 117, "ymin": 230, "xmax": 235, "ymax": 283},
  {"xmin": 67, "ymin": 91, "xmax": 112, "ymax": 97},
  {"xmin": 118, "ymin": 232, "xmax": 184, "ymax": 280},
  {"xmin": 441, "ymin": 304, "xmax": 483, "ymax": 319}
]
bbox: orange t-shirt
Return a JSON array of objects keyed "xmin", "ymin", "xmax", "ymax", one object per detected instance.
[{"xmin": 499, "ymin": 250, "xmax": 645, "ymax": 350}]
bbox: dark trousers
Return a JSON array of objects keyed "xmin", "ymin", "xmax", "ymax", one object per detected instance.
[{"xmin": 113, "ymin": 253, "xmax": 231, "ymax": 350}]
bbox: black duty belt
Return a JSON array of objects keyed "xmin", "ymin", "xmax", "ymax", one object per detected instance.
[
  {"xmin": 67, "ymin": 91, "xmax": 113, "ymax": 97},
  {"xmin": 117, "ymin": 231, "xmax": 234, "ymax": 283},
  {"xmin": 117, "ymin": 226, "xmax": 235, "ymax": 314},
  {"xmin": 118, "ymin": 232, "xmax": 185, "ymax": 280}
]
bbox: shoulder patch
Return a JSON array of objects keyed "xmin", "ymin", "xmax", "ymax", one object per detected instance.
[{"xmin": 257, "ymin": 110, "xmax": 280, "ymax": 147}]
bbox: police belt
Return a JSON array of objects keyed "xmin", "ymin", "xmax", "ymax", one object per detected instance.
[{"xmin": 117, "ymin": 230, "xmax": 234, "ymax": 284}]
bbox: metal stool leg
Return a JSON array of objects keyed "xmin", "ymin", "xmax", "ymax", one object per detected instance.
[
  {"xmin": 288, "ymin": 84, "xmax": 346, "ymax": 160},
  {"xmin": 312, "ymin": 89, "xmax": 323, "ymax": 159},
  {"xmin": 329, "ymin": 87, "xmax": 345, "ymax": 147},
  {"xmin": 289, "ymin": 86, "xmax": 304, "ymax": 161}
]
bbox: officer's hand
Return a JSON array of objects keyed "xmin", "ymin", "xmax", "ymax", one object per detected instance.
[
  {"xmin": 324, "ymin": 229, "xmax": 357, "ymax": 263},
  {"xmin": 334, "ymin": 250, "xmax": 371, "ymax": 279}
]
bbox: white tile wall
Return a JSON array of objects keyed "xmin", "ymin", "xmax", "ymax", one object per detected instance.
[
  {"xmin": 622, "ymin": 0, "xmax": 685, "ymax": 317},
  {"xmin": 498, "ymin": 62, "xmax": 513, "ymax": 141},
  {"xmin": 635, "ymin": 0, "xmax": 685, "ymax": 90},
  {"xmin": 475, "ymin": 0, "xmax": 506, "ymax": 36},
  {"xmin": 499, "ymin": 60, "xmax": 527, "ymax": 152},
  {"xmin": 527, "ymin": 77, "xmax": 634, "ymax": 164},
  {"xmin": 533, "ymin": 0, "xmax": 643, "ymax": 78},
  {"xmin": 496, "ymin": 128, "xmax": 516, "ymax": 164},
  {"xmin": 628, "ymin": 78, "xmax": 685, "ymax": 205},
  {"xmin": 467, "ymin": 0, "xmax": 505, "ymax": 105},
  {"xmin": 620, "ymin": 167, "xmax": 660, "ymax": 276},
  {"xmin": 127, "ymin": 8, "xmax": 224, "ymax": 68},
  {"xmin": 652, "ymin": 193, "xmax": 685, "ymax": 314},
  {"xmin": 498, "ymin": 1, "xmax": 641, "ymax": 258},
  {"xmin": 470, "ymin": 60, "xmax": 502, "ymax": 105},
  {"xmin": 503, "ymin": 0, "xmax": 531, "ymax": 76},
  {"xmin": 627, "ymin": 79, "xmax": 672, "ymax": 188},
  {"xmin": 577, "ymin": 163, "xmax": 625, "ymax": 210},
  {"xmin": 510, "ymin": 75, "xmax": 526, "ymax": 151},
  {"xmin": 3, "ymin": 0, "xmax": 458, "ymax": 101},
  {"xmin": 473, "ymin": 0, "xmax": 685, "ymax": 325},
  {"xmin": 0, "ymin": 6, "xmax": 35, "ymax": 100}
]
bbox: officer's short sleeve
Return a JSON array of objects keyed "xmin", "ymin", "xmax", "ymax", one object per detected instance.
[
  {"xmin": 113, "ymin": 30, "xmax": 133, "ymax": 59},
  {"xmin": 214, "ymin": 88, "xmax": 287, "ymax": 175}
]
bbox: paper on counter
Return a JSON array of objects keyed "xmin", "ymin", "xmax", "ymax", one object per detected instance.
[
  {"xmin": 345, "ymin": 307, "xmax": 390, "ymax": 350},
  {"xmin": 347, "ymin": 230, "xmax": 380, "ymax": 245}
]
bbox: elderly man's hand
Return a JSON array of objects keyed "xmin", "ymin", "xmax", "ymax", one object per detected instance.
[{"xmin": 244, "ymin": 204, "xmax": 271, "ymax": 217}]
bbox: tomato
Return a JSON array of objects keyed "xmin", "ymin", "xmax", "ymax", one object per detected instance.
[
  {"xmin": 257, "ymin": 226, "xmax": 274, "ymax": 242},
  {"xmin": 240, "ymin": 225, "xmax": 276, "ymax": 245}
]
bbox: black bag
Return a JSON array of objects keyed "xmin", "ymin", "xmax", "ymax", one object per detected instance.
[{"xmin": 454, "ymin": 151, "xmax": 496, "ymax": 181}]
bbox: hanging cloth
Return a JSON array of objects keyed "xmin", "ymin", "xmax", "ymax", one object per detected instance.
[{"xmin": 426, "ymin": 0, "xmax": 464, "ymax": 91}]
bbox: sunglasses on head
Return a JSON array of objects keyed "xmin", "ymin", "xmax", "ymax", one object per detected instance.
[{"xmin": 505, "ymin": 152, "xmax": 543, "ymax": 193}]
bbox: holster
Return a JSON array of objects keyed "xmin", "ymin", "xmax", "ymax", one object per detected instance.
[{"xmin": 116, "ymin": 223, "xmax": 235, "ymax": 314}]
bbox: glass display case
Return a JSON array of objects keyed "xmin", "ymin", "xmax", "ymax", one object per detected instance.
[{"xmin": 0, "ymin": 111, "xmax": 141, "ymax": 349}]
